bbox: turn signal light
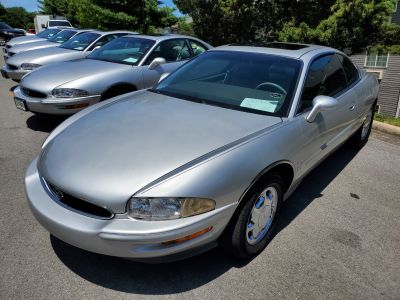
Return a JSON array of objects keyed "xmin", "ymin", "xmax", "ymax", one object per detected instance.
[{"xmin": 162, "ymin": 226, "xmax": 213, "ymax": 245}]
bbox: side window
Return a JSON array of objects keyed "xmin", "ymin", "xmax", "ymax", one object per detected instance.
[
  {"xmin": 188, "ymin": 39, "xmax": 207, "ymax": 57},
  {"xmin": 299, "ymin": 55, "xmax": 347, "ymax": 112},
  {"xmin": 88, "ymin": 35, "xmax": 117, "ymax": 51},
  {"xmin": 337, "ymin": 54, "xmax": 359, "ymax": 86},
  {"xmin": 145, "ymin": 39, "xmax": 190, "ymax": 64}
]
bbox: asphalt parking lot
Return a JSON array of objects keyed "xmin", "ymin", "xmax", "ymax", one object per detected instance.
[{"xmin": 0, "ymin": 54, "xmax": 399, "ymax": 299}]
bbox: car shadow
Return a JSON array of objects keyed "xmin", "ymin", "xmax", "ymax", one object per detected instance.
[
  {"xmin": 26, "ymin": 114, "xmax": 67, "ymax": 133},
  {"xmin": 273, "ymin": 143, "xmax": 360, "ymax": 238},
  {"xmin": 50, "ymin": 142, "xmax": 360, "ymax": 295}
]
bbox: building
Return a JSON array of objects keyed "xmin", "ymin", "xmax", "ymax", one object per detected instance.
[{"xmin": 351, "ymin": 1, "xmax": 400, "ymax": 118}]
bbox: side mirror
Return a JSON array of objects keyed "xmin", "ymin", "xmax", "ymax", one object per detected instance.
[
  {"xmin": 148, "ymin": 57, "xmax": 166, "ymax": 70},
  {"xmin": 159, "ymin": 72, "xmax": 170, "ymax": 82},
  {"xmin": 306, "ymin": 95, "xmax": 338, "ymax": 123},
  {"xmin": 41, "ymin": 24, "xmax": 46, "ymax": 29}
]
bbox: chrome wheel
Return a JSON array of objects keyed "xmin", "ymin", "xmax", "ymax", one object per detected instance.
[
  {"xmin": 361, "ymin": 109, "xmax": 373, "ymax": 140},
  {"xmin": 246, "ymin": 186, "xmax": 278, "ymax": 245}
]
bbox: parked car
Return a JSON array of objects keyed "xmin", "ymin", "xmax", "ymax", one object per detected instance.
[
  {"xmin": 24, "ymin": 43, "xmax": 379, "ymax": 261},
  {"xmin": 13, "ymin": 35, "xmax": 212, "ymax": 115},
  {"xmin": 44, "ymin": 19, "xmax": 73, "ymax": 30},
  {"xmin": 5, "ymin": 28, "xmax": 63, "ymax": 49},
  {"xmin": 2, "ymin": 30, "xmax": 134, "ymax": 81},
  {"xmin": 0, "ymin": 22, "xmax": 25, "ymax": 46},
  {"xmin": 3, "ymin": 29, "xmax": 83, "ymax": 61}
]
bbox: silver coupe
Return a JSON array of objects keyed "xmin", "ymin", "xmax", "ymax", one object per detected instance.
[
  {"xmin": 13, "ymin": 34, "xmax": 212, "ymax": 115},
  {"xmin": 2, "ymin": 30, "xmax": 134, "ymax": 81},
  {"xmin": 25, "ymin": 43, "xmax": 379, "ymax": 261}
]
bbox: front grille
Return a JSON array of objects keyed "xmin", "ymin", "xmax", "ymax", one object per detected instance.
[
  {"xmin": 46, "ymin": 181, "xmax": 114, "ymax": 219},
  {"xmin": 7, "ymin": 64, "xmax": 18, "ymax": 70},
  {"xmin": 21, "ymin": 87, "xmax": 47, "ymax": 98}
]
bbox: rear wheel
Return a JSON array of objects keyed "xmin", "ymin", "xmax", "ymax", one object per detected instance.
[
  {"xmin": 221, "ymin": 174, "xmax": 283, "ymax": 258},
  {"xmin": 350, "ymin": 104, "xmax": 374, "ymax": 148}
]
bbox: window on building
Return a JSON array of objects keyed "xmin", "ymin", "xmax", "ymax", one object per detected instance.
[{"xmin": 365, "ymin": 52, "xmax": 389, "ymax": 68}]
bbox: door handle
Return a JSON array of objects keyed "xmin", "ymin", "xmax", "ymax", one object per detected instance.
[{"xmin": 349, "ymin": 105, "xmax": 356, "ymax": 111}]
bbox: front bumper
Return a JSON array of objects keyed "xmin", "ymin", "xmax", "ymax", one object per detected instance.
[
  {"xmin": 13, "ymin": 86, "xmax": 101, "ymax": 115},
  {"xmin": 25, "ymin": 158, "xmax": 237, "ymax": 260},
  {"xmin": 1, "ymin": 64, "xmax": 27, "ymax": 81}
]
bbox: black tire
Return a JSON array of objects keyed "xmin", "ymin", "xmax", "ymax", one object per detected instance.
[
  {"xmin": 221, "ymin": 174, "xmax": 284, "ymax": 258},
  {"xmin": 350, "ymin": 104, "xmax": 375, "ymax": 149}
]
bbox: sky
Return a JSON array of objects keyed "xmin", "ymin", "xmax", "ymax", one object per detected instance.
[{"xmin": 0, "ymin": 0, "xmax": 182, "ymax": 15}]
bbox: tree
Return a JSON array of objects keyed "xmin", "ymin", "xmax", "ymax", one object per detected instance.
[
  {"xmin": 0, "ymin": 6, "xmax": 35, "ymax": 29},
  {"xmin": 38, "ymin": 0, "xmax": 178, "ymax": 32},
  {"xmin": 278, "ymin": 0, "xmax": 398, "ymax": 53},
  {"xmin": 174, "ymin": 0, "xmax": 259, "ymax": 46}
]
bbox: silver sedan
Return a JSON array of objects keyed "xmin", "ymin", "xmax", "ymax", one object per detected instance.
[
  {"xmin": 1, "ymin": 30, "xmax": 134, "ymax": 81},
  {"xmin": 3, "ymin": 29, "xmax": 82, "ymax": 61},
  {"xmin": 25, "ymin": 43, "xmax": 379, "ymax": 261},
  {"xmin": 13, "ymin": 35, "xmax": 212, "ymax": 115}
]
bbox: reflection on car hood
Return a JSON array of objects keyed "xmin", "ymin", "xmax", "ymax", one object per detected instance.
[
  {"xmin": 7, "ymin": 47, "xmax": 79, "ymax": 66},
  {"xmin": 7, "ymin": 36, "xmax": 44, "ymax": 47},
  {"xmin": 38, "ymin": 91, "xmax": 281, "ymax": 213},
  {"xmin": 8, "ymin": 40, "xmax": 58, "ymax": 53},
  {"xmin": 21, "ymin": 59, "xmax": 131, "ymax": 93}
]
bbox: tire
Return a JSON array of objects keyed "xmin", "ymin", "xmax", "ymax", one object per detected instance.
[
  {"xmin": 221, "ymin": 174, "xmax": 284, "ymax": 258},
  {"xmin": 350, "ymin": 104, "xmax": 375, "ymax": 149},
  {"xmin": 0, "ymin": 37, "xmax": 5, "ymax": 46}
]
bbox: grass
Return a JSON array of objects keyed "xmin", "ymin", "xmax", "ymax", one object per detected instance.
[{"xmin": 374, "ymin": 113, "xmax": 400, "ymax": 127}]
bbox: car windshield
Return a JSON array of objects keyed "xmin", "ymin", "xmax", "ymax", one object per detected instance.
[
  {"xmin": 88, "ymin": 37, "xmax": 155, "ymax": 65},
  {"xmin": 48, "ymin": 30, "xmax": 77, "ymax": 43},
  {"xmin": 0, "ymin": 22, "xmax": 12, "ymax": 30},
  {"xmin": 152, "ymin": 51, "xmax": 302, "ymax": 117},
  {"xmin": 36, "ymin": 28, "xmax": 61, "ymax": 39},
  {"xmin": 48, "ymin": 20, "xmax": 71, "ymax": 27},
  {"xmin": 60, "ymin": 32, "xmax": 100, "ymax": 51}
]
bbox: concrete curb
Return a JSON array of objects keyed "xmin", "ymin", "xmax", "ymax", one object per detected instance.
[{"xmin": 372, "ymin": 120, "xmax": 400, "ymax": 136}]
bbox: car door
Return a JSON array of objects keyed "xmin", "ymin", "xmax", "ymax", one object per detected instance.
[
  {"xmin": 141, "ymin": 38, "xmax": 192, "ymax": 87},
  {"xmin": 293, "ymin": 54, "xmax": 357, "ymax": 177}
]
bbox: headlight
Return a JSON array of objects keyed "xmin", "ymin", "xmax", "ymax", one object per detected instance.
[
  {"xmin": 20, "ymin": 63, "xmax": 41, "ymax": 70},
  {"xmin": 127, "ymin": 197, "xmax": 216, "ymax": 221},
  {"xmin": 52, "ymin": 88, "xmax": 89, "ymax": 98}
]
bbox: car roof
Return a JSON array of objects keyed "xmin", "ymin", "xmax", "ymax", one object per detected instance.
[
  {"xmin": 123, "ymin": 34, "xmax": 206, "ymax": 42},
  {"xmin": 212, "ymin": 42, "xmax": 335, "ymax": 59}
]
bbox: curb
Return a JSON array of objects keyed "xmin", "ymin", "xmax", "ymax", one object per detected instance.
[{"xmin": 372, "ymin": 120, "xmax": 400, "ymax": 136}]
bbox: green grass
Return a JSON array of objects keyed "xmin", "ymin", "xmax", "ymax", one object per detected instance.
[{"xmin": 374, "ymin": 113, "xmax": 400, "ymax": 127}]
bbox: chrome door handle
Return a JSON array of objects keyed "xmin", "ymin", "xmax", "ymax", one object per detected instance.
[{"xmin": 349, "ymin": 105, "xmax": 355, "ymax": 111}]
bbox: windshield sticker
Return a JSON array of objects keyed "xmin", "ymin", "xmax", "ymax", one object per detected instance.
[
  {"xmin": 122, "ymin": 57, "xmax": 138, "ymax": 63},
  {"xmin": 240, "ymin": 98, "xmax": 279, "ymax": 113}
]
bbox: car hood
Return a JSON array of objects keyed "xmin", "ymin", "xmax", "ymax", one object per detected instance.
[
  {"xmin": 21, "ymin": 59, "xmax": 130, "ymax": 93},
  {"xmin": 7, "ymin": 36, "xmax": 43, "ymax": 46},
  {"xmin": 8, "ymin": 40, "xmax": 59, "ymax": 54},
  {"xmin": 7, "ymin": 47, "xmax": 80, "ymax": 66},
  {"xmin": 38, "ymin": 91, "xmax": 281, "ymax": 213},
  {"xmin": 3, "ymin": 29, "xmax": 25, "ymax": 34}
]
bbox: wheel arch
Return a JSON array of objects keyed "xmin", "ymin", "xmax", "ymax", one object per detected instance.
[{"xmin": 101, "ymin": 82, "xmax": 137, "ymax": 100}]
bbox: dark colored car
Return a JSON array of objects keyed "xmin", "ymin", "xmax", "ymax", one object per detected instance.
[{"xmin": 0, "ymin": 22, "xmax": 25, "ymax": 46}]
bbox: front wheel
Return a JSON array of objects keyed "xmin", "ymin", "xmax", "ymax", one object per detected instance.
[
  {"xmin": 350, "ymin": 105, "xmax": 374, "ymax": 148},
  {"xmin": 221, "ymin": 174, "xmax": 283, "ymax": 258}
]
